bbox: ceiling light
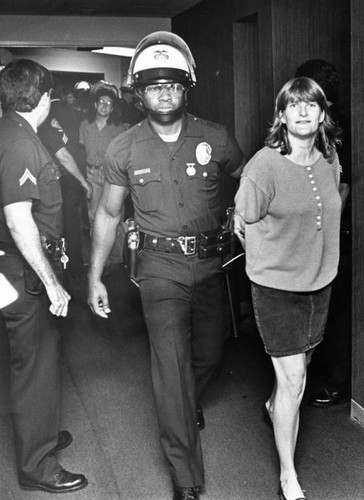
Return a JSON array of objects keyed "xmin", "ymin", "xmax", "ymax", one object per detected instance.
[{"xmin": 92, "ymin": 47, "xmax": 135, "ymax": 57}]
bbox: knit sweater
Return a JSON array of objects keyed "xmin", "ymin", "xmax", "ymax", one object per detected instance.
[{"xmin": 234, "ymin": 147, "xmax": 342, "ymax": 291}]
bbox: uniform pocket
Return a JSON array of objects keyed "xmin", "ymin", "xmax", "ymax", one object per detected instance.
[{"xmin": 130, "ymin": 168, "xmax": 163, "ymax": 212}]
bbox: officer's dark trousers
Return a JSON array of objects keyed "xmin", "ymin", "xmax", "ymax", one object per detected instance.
[
  {"xmin": 138, "ymin": 250, "xmax": 225, "ymax": 488},
  {"xmin": 0, "ymin": 253, "xmax": 62, "ymax": 482},
  {"xmin": 60, "ymin": 172, "xmax": 84, "ymax": 276}
]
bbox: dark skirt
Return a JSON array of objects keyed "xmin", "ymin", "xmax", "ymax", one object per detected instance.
[{"xmin": 251, "ymin": 282, "xmax": 332, "ymax": 357}]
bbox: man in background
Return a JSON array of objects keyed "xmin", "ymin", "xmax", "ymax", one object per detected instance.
[
  {"xmin": 119, "ymin": 77, "xmax": 145, "ymax": 128},
  {"xmin": 38, "ymin": 85, "xmax": 92, "ymax": 290},
  {"xmin": 295, "ymin": 59, "xmax": 352, "ymax": 408}
]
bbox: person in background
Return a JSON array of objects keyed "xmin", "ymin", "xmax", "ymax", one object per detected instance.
[
  {"xmin": 294, "ymin": 59, "xmax": 352, "ymax": 408},
  {"xmin": 79, "ymin": 83, "xmax": 127, "ymax": 268},
  {"xmin": 64, "ymin": 80, "xmax": 92, "ymax": 119},
  {"xmin": 63, "ymin": 81, "xmax": 93, "ymax": 241},
  {"xmin": 118, "ymin": 78, "xmax": 146, "ymax": 221},
  {"xmin": 0, "ymin": 59, "xmax": 87, "ymax": 494},
  {"xmin": 38, "ymin": 86, "xmax": 93, "ymax": 289},
  {"xmin": 294, "ymin": 60, "xmax": 350, "ymax": 210},
  {"xmin": 87, "ymin": 31, "xmax": 246, "ymax": 500},
  {"xmin": 234, "ymin": 77, "xmax": 342, "ymax": 500},
  {"xmin": 119, "ymin": 77, "xmax": 145, "ymax": 128}
]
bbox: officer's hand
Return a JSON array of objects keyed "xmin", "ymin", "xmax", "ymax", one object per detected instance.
[
  {"xmin": 88, "ymin": 280, "xmax": 111, "ymax": 318},
  {"xmin": 46, "ymin": 282, "xmax": 71, "ymax": 317},
  {"xmin": 233, "ymin": 213, "xmax": 246, "ymax": 249}
]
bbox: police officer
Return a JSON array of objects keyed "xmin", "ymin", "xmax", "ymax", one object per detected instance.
[
  {"xmin": 38, "ymin": 88, "xmax": 93, "ymax": 285},
  {"xmin": 0, "ymin": 59, "xmax": 88, "ymax": 493},
  {"xmin": 87, "ymin": 32, "xmax": 246, "ymax": 500}
]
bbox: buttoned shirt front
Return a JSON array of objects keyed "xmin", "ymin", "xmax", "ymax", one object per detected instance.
[
  {"xmin": 79, "ymin": 119, "xmax": 126, "ymax": 167},
  {"xmin": 234, "ymin": 146, "xmax": 342, "ymax": 291},
  {"xmin": 105, "ymin": 113, "xmax": 243, "ymax": 237}
]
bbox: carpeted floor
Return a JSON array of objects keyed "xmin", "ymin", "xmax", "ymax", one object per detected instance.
[{"xmin": 1, "ymin": 266, "xmax": 364, "ymax": 500}]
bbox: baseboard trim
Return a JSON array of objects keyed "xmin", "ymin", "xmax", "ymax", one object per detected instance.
[{"xmin": 351, "ymin": 400, "xmax": 364, "ymax": 427}]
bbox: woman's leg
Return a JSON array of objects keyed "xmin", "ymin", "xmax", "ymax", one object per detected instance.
[{"xmin": 266, "ymin": 353, "xmax": 307, "ymax": 500}]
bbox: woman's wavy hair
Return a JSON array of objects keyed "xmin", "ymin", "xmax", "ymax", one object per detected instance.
[
  {"xmin": 0, "ymin": 59, "xmax": 53, "ymax": 113},
  {"xmin": 265, "ymin": 77, "xmax": 341, "ymax": 163},
  {"xmin": 86, "ymin": 88, "xmax": 123, "ymax": 126}
]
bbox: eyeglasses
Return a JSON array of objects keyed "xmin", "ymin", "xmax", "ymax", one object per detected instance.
[
  {"xmin": 144, "ymin": 83, "xmax": 185, "ymax": 97},
  {"xmin": 97, "ymin": 99, "xmax": 114, "ymax": 107}
]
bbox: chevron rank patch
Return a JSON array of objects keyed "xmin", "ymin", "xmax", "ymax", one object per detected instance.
[{"xmin": 19, "ymin": 168, "xmax": 37, "ymax": 186}]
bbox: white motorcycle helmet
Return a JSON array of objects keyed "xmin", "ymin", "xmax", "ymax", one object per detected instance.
[
  {"xmin": 127, "ymin": 31, "xmax": 196, "ymax": 88},
  {"xmin": 126, "ymin": 31, "xmax": 196, "ymax": 123}
]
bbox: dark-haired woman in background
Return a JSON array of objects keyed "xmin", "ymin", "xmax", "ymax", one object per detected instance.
[
  {"xmin": 80, "ymin": 84, "xmax": 127, "ymax": 266},
  {"xmin": 234, "ymin": 77, "xmax": 342, "ymax": 500}
]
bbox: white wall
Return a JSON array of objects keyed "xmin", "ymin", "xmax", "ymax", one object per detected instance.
[
  {"xmin": 0, "ymin": 15, "xmax": 171, "ymax": 47},
  {"xmin": 10, "ymin": 48, "xmax": 125, "ymax": 89},
  {"xmin": 0, "ymin": 14, "xmax": 171, "ymax": 91}
]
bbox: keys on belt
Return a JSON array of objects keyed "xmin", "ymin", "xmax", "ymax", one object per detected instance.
[{"xmin": 44, "ymin": 237, "xmax": 69, "ymax": 269}]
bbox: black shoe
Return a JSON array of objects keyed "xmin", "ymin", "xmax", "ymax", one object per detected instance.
[
  {"xmin": 20, "ymin": 468, "xmax": 88, "ymax": 493},
  {"xmin": 47, "ymin": 430, "xmax": 73, "ymax": 456},
  {"xmin": 173, "ymin": 486, "xmax": 200, "ymax": 500},
  {"xmin": 262, "ymin": 403, "xmax": 273, "ymax": 430},
  {"xmin": 307, "ymin": 387, "xmax": 350, "ymax": 408},
  {"xmin": 196, "ymin": 407, "xmax": 205, "ymax": 431}
]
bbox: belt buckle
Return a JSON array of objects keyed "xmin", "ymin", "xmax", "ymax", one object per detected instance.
[{"xmin": 177, "ymin": 236, "xmax": 196, "ymax": 255}]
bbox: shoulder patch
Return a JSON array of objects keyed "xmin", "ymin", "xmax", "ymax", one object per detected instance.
[{"xmin": 19, "ymin": 168, "xmax": 37, "ymax": 186}]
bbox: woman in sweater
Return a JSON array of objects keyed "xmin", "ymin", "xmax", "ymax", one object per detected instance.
[{"xmin": 234, "ymin": 77, "xmax": 342, "ymax": 500}]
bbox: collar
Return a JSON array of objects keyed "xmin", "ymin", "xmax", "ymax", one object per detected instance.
[
  {"xmin": 6, "ymin": 110, "xmax": 39, "ymax": 137},
  {"xmin": 136, "ymin": 113, "xmax": 204, "ymax": 143}
]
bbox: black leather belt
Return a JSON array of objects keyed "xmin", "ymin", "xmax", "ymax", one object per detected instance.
[
  {"xmin": 0, "ymin": 238, "xmax": 65, "ymax": 259},
  {"xmin": 141, "ymin": 232, "xmax": 198, "ymax": 255}
]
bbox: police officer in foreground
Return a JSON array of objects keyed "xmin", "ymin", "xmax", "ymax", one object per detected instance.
[
  {"xmin": 0, "ymin": 59, "xmax": 87, "ymax": 493},
  {"xmin": 88, "ymin": 32, "xmax": 246, "ymax": 500}
]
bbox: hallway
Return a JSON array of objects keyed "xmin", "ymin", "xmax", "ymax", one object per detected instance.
[{"xmin": 1, "ymin": 267, "xmax": 364, "ymax": 500}]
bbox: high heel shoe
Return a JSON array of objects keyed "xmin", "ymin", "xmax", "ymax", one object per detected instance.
[
  {"xmin": 262, "ymin": 403, "xmax": 273, "ymax": 430},
  {"xmin": 277, "ymin": 483, "xmax": 306, "ymax": 500}
]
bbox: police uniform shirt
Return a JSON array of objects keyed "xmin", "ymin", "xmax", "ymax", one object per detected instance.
[
  {"xmin": 38, "ymin": 100, "xmax": 85, "ymax": 167},
  {"xmin": 104, "ymin": 113, "xmax": 244, "ymax": 237},
  {"xmin": 38, "ymin": 109, "xmax": 66, "ymax": 158},
  {"xmin": 0, "ymin": 111, "xmax": 63, "ymax": 245}
]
